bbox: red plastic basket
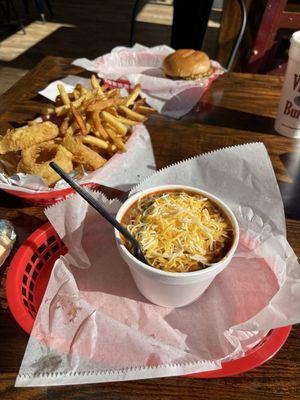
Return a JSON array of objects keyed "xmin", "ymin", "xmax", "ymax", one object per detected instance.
[
  {"xmin": 2, "ymin": 184, "xmax": 103, "ymax": 206},
  {"xmin": 6, "ymin": 223, "xmax": 291, "ymax": 378},
  {"xmin": 104, "ymin": 78, "xmax": 133, "ymax": 91},
  {"xmin": 1, "ymin": 79, "xmax": 132, "ymax": 206}
]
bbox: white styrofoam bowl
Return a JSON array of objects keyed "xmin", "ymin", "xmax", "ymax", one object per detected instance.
[{"xmin": 115, "ymin": 185, "xmax": 239, "ymax": 308}]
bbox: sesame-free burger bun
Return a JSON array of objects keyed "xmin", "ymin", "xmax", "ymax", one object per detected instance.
[{"xmin": 163, "ymin": 49, "xmax": 211, "ymax": 80}]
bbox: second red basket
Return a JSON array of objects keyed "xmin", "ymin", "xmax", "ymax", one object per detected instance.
[{"xmin": 6, "ymin": 222, "xmax": 292, "ymax": 378}]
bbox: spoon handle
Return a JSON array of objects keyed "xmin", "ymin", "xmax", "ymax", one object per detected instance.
[{"xmin": 50, "ymin": 162, "xmax": 138, "ymax": 247}]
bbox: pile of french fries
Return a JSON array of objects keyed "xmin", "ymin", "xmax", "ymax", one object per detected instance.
[{"xmin": 42, "ymin": 75, "xmax": 155, "ymax": 157}]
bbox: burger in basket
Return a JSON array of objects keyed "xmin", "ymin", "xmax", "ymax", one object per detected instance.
[
  {"xmin": 162, "ymin": 49, "xmax": 213, "ymax": 80},
  {"xmin": 0, "ymin": 75, "xmax": 156, "ymax": 189}
]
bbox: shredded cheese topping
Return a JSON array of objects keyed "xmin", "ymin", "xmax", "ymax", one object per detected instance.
[{"xmin": 126, "ymin": 192, "xmax": 232, "ymax": 272}]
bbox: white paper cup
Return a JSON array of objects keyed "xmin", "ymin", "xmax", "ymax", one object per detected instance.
[
  {"xmin": 275, "ymin": 31, "xmax": 300, "ymax": 138},
  {"xmin": 115, "ymin": 185, "xmax": 239, "ymax": 308}
]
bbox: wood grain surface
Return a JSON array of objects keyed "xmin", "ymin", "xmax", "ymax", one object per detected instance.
[{"xmin": 0, "ymin": 56, "xmax": 299, "ymax": 399}]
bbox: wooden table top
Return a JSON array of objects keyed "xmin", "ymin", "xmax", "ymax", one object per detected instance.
[{"xmin": 0, "ymin": 56, "xmax": 299, "ymax": 400}]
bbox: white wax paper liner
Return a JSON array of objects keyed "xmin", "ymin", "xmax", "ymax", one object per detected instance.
[
  {"xmin": 15, "ymin": 193, "xmax": 267, "ymax": 386},
  {"xmin": 130, "ymin": 141, "xmax": 300, "ymax": 338},
  {"xmin": 16, "ymin": 143, "xmax": 300, "ymax": 386}
]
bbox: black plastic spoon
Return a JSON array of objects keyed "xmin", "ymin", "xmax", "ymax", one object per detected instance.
[{"xmin": 50, "ymin": 162, "xmax": 149, "ymax": 265}]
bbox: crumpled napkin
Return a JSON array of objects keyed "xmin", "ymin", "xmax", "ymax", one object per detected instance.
[
  {"xmin": 73, "ymin": 44, "xmax": 225, "ymax": 118},
  {"xmin": 16, "ymin": 143, "xmax": 300, "ymax": 387}
]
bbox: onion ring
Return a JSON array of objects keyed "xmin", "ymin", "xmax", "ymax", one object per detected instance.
[{"xmin": 18, "ymin": 140, "xmax": 73, "ymax": 187}]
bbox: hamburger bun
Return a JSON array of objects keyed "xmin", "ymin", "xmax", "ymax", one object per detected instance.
[{"xmin": 162, "ymin": 49, "xmax": 212, "ymax": 80}]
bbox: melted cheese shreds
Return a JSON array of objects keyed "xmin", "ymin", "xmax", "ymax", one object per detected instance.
[{"xmin": 127, "ymin": 192, "xmax": 233, "ymax": 273}]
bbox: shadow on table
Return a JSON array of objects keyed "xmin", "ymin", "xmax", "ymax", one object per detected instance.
[
  {"xmin": 278, "ymin": 152, "xmax": 300, "ymax": 221},
  {"xmin": 185, "ymin": 103, "xmax": 277, "ymax": 135}
]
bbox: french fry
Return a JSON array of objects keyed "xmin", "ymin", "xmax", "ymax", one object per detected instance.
[
  {"xmin": 105, "ymin": 106, "xmax": 141, "ymax": 126},
  {"xmin": 91, "ymin": 74, "xmax": 100, "ymax": 89},
  {"xmin": 55, "ymin": 95, "xmax": 63, "ymax": 106},
  {"xmin": 86, "ymin": 97, "xmax": 123, "ymax": 113},
  {"xmin": 118, "ymin": 105, "xmax": 147, "ymax": 122},
  {"xmin": 70, "ymin": 104, "xmax": 88, "ymax": 135},
  {"xmin": 105, "ymin": 88, "xmax": 121, "ymax": 98},
  {"xmin": 110, "ymin": 113, "xmax": 140, "ymax": 126},
  {"xmin": 72, "ymin": 89, "xmax": 80, "ymax": 100},
  {"xmin": 91, "ymin": 74, "xmax": 103, "ymax": 95},
  {"xmin": 63, "ymin": 135, "xmax": 106, "ymax": 170},
  {"xmin": 100, "ymin": 111, "xmax": 128, "ymax": 136},
  {"xmin": 54, "ymin": 104, "xmax": 70, "ymax": 116},
  {"xmin": 104, "ymin": 106, "xmax": 117, "ymax": 116},
  {"xmin": 80, "ymin": 86, "xmax": 88, "ymax": 95},
  {"xmin": 83, "ymin": 93, "xmax": 107, "ymax": 108},
  {"xmin": 86, "ymin": 88, "xmax": 119, "ymax": 103},
  {"xmin": 73, "ymin": 83, "xmax": 88, "ymax": 96},
  {"xmin": 109, "ymin": 144, "xmax": 117, "ymax": 152},
  {"xmin": 74, "ymin": 83, "xmax": 84, "ymax": 96},
  {"xmin": 106, "ymin": 143, "xmax": 118, "ymax": 156},
  {"xmin": 86, "ymin": 121, "xmax": 92, "ymax": 133},
  {"xmin": 54, "ymin": 92, "xmax": 93, "ymax": 116},
  {"xmin": 57, "ymin": 84, "xmax": 71, "ymax": 105},
  {"xmin": 103, "ymin": 123, "xmax": 127, "ymax": 152},
  {"xmin": 76, "ymin": 91, "xmax": 94, "ymax": 104},
  {"xmin": 92, "ymin": 111, "xmax": 108, "ymax": 139},
  {"xmin": 81, "ymin": 135, "xmax": 109, "ymax": 150},
  {"xmin": 123, "ymin": 84, "xmax": 141, "ymax": 107},
  {"xmin": 66, "ymin": 120, "xmax": 78, "ymax": 135},
  {"xmin": 59, "ymin": 117, "xmax": 70, "ymax": 135},
  {"xmin": 134, "ymin": 104, "xmax": 157, "ymax": 114},
  {"xmin": 41, "ymin": 105, "xmax": 55, "ymax": 115},
  {"xmin": 90, "ymin": 120, "xmax": 100, "ymax": 137}
]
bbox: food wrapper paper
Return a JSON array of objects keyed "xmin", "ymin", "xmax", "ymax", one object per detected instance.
[
  {"xmin": 16, "ymin": 143, "xmax": 300, "ymax": 386},
  {"xmin": 0, "ymin": 79, "xmax": 156, "ymax": 194},
  {"xmin": 0, "ymin": 220, "xmax": 16, "ymax": 267},
  {"xmin": 73, "ymin": 44, "xmax": 225, "ymax": 119}
]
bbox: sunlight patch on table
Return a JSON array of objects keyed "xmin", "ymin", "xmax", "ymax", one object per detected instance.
[
  {"xmin": 136, "ymin": 2, "xmax": 173, "ymax": 26},
  {"xmin": 136, "ymin": 3, "xmax": 220, "ymax": 28},
  {"xmin": 0, "ymin": 21, "xmax": 76, "ymax": 62}
]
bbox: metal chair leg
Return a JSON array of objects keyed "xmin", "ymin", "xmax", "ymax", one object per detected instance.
[
  {"xmin": 8, "ymin": 0, "xmax": 26, "ymax": 34},
  {"xmin": 130, "ymin": 0, "xmax": 147, "ymax": 47},
  {"xmin": 2, "ymin": 0, "xmax": 11, "ymax": 22},
  {"xmin": 0, "ymin": 2, "xmax": 6, "ymax": 18},
  {"xmin": 22, "ymin": 0, "xmax": 29, "ymax": 19},
  {"xmin": 34, "ymin": 0, "xmax": 45, "ymax": 23},
  {"xmin": 45, "ymin": 0, "xmax": 53, "ymax": 16},
  {"xmin": 226, "ymin": 0, "xmax": 247, "ymax": 70}
]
